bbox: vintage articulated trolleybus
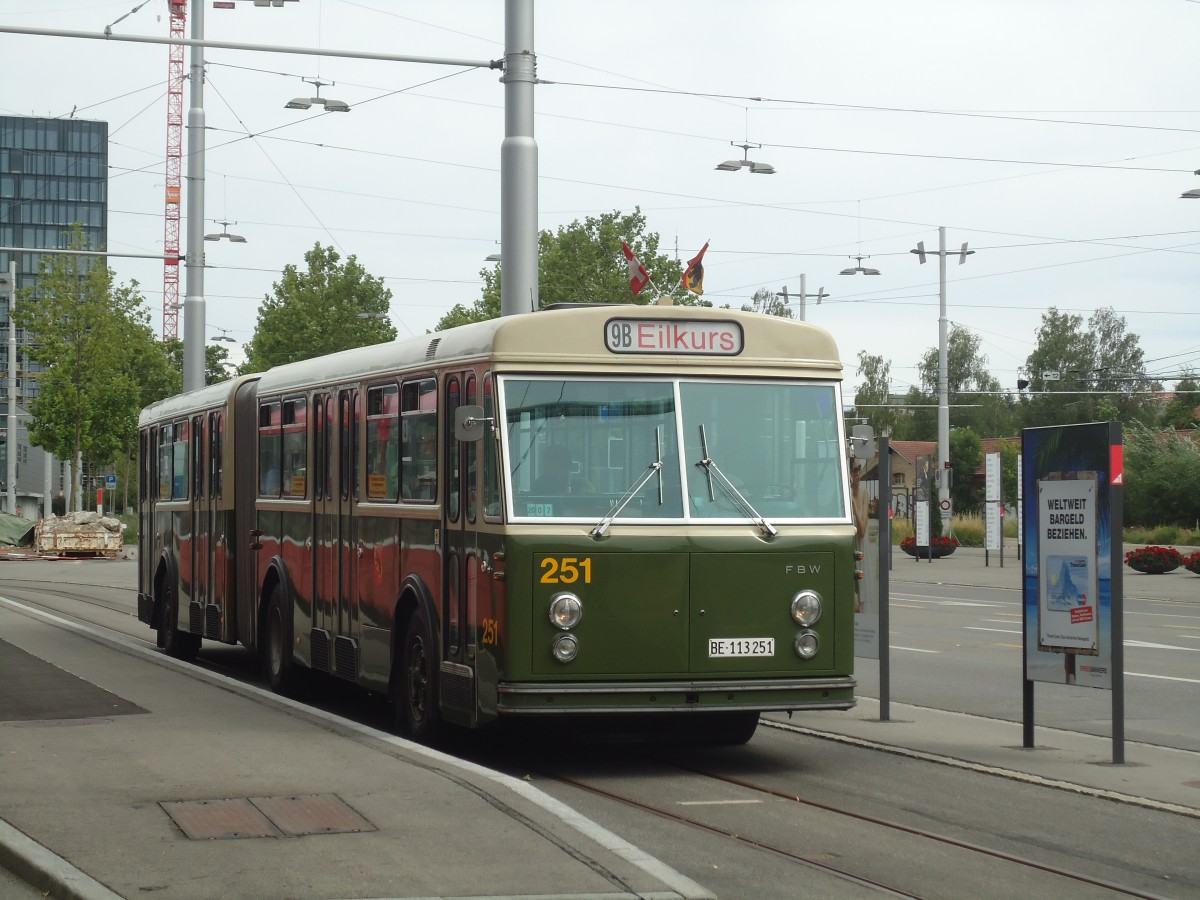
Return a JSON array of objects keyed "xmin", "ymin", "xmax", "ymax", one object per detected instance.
[{"xmin": 137, "ymin": 304, "xmax": 856, "ymax": 743}]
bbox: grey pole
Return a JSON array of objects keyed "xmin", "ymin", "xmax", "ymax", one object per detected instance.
[
  {"xmin": 183, "ymin": 0, "xmax": 206, "ymax": 392},
  {"xmin": 500, "ymin": 0, "xmax": 538, "ymax": 317},
  {"xmin": 43, "ymin": 451, "xmax": 52, "ymax": 519},
  {"xmin": 6, "ymin": 260, "xmax": 15, "ymax": 515},
  {"xmin": 937, "ymin": 226, "xmax": 949, "ymax": 534},
  {"xmin": 799, "ymin": 273, "xmax": 806, "ymax": 322}
]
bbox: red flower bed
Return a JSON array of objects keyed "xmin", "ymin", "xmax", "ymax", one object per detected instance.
[
  {"xmin": 1123, "ymin": 545, "xmax": 1182, "ymax": 575},
  {"xmin": 1182, "ymin": 551, "xmax": 1200, "ymax": 576},
  {"xmin": 901, "ymin": 535, "xmax": 959, "ymax": 558}
]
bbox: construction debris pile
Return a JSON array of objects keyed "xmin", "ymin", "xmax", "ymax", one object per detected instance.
[{"xmin": 34, "ymin": 512, "xmax": 127, "ymax": 558}]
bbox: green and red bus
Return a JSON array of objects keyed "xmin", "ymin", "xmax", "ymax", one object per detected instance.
[{"xmin": 137, "ymin": 304, "xmax": 857, "ymax": 743}]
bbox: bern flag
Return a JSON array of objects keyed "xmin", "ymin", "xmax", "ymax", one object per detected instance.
[
  {"xmin": 682, "ymin": 240, "xmax": 709, "ymax": 295},
  {"xmin": 622, "ymin": 241, "xmax": 650, "ymax": 295}
]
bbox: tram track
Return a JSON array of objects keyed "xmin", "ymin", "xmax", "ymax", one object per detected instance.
[{"xmin": 533, "ymin": 752, "xmax": 1171, "ymax": 900}]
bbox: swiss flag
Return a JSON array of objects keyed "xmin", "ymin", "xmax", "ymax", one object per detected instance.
[{"xmin": 622, "ymin": 241, "xmax": 650, "ymax": 296}]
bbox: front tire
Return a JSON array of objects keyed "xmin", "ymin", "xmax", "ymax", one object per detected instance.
[
  {"xmin": 394, "ymin": 607, "xmax": 441, "ymax": 744},
  {"xmin": 158, "ymin": 582, "xmax": 200, "ymax": 661}
]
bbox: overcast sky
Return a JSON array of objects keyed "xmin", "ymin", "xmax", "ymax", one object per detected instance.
[{"xmin": 3, "ymin": 0, "xmax": 1198, "ymax": 395}]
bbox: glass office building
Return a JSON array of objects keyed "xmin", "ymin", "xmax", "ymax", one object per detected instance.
[
  {"xmin": 1, "ymin": 115, "xmax": 109, "ymax": 402},
  {"xmin": 0, "ymin": 115, "xmax": 108, "ymax": 515}
]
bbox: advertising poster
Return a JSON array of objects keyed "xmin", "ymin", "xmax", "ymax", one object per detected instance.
[
  {"xmin": 1021, "ymin": 423, "xmax": 1117, "ymax": 689},
  {"xmin": 853, "ymin": 442, "xmax": 881, "ymax": 659}
]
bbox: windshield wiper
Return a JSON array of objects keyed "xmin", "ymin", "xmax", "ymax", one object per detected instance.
[
  {"xmin": 696, "ymin": 424, "xmax": 777, "ymax": 540},
  {"xmin": 590, "ymin": 427, "xmax": 664, "ymax": 539}
]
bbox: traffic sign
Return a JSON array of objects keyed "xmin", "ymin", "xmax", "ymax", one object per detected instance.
[
  {"xmin": 940, "ymin": 499, "xmax": 951, "ymax": 511},
  {"xmin": 105, "ymin": 475, "xmax": 117, "ymax": 488}
]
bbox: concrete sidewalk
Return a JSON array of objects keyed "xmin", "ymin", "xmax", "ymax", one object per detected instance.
[{"xmin": 0, "ymin": 599, "xmax": 711, "ymax": 900}]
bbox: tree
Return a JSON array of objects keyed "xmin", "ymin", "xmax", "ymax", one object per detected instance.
[
  {"xmin": 242, "ymin": 244, "xmax": 396, "ymax": 373},
  {"xmin": 164, "ymin": 340, "xmax": 234, "ymax": 388},
  {"xmin": 1019, "ymin": 307, "xmax": 1159, "ymax": 429},
  {"xmin": 741, "ymin": 287, "xmax": 792, "ymax": 318},
  {"xmin": 436, "ymin": 208, "xmax": 699, "ymax": 330},
  {"xmin": 948, "ymin": 426, "xmax": 983, "ymax": 513},
  {"xmin": 853, "ymin": 351, "xmax": 903, "ymax": 438},
  {"xmin": 1162, "ymin": 370, "xmax": 1200, "ymax": 430},
  {"xmin": 914, "ymin": 324, "xmax": 1014, "ymax": 439},
  {"xmin": 14, "ymin": 225, "xmax": 154, "ymax": 509}
]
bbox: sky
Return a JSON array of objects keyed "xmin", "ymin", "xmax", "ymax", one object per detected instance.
[{"xmin": 2, "ymin": 0, "xmax": 1198, "ymax": 397}]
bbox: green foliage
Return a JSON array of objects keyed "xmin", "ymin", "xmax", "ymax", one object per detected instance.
[
  {"xmin": 741, "ymin": 287, "xmax": 793, "ymax": 318},
  {"xmin": 1123, "ymin": 425, "xmax": 1200, "ymax": 528},
  {"xmin": 14, "ymin": 225, "xmax": 160, "ymax": 475},
  {"xmin": 436, "ymin": 208, "xmax": 699, "ymax": 330},
  {"xmin": 242, "ymin": 244, "xmax": 396, "ymax": 373},
  {"xmin": 914, "ymin": 324, "xmax": 1015, "ymax": 438},
  {"xmin": 999, "ymin": 439, "xmax": 1019, "ymax": 507},
  {"xmin": 854, "ymin": 352, "xmax": 903, "ymax": 439},
  {"xmin": 1019, "ymin": 307, "xmax": 1160, "ymax": 428},
  {"xmin": 948, "ymin": 427, "xmax": 983, "ymax": 513},
  {"xmin": 1162, "ymin": 370, "xmax": 1200, "ymax": 429}
]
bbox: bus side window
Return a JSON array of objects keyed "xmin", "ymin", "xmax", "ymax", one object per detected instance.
[
  {"xmin": 366, "ymin": 384, "xmax": 399, "ymax": 501},
  {"xmin": 259, "ymin": 402, "xmax": 281, "ymax": 496},
  {"xmin": 281, "ymin": 397, "xmax": 307, "ymax": 498},
  {"xmin": 482, "ymin": 374, "xmax": 502, "ymax": 519},
  {"xmin": 172, "ymin": 419, "xmax": 188, "ymax": 500},
  {"xmin": 401, "ymin": 377, "xmax": 437, "ymax": 503},
  {"xmin": 157, "ymin": 424, "xmax": 173, "ymax": 500}
]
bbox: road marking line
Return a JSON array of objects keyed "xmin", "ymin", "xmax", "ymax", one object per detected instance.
[
  {"xmin": 1125, "ymin": 639, "xmax": 1200, "ymax": 653},
  {"xmin": 965, "ymin": 626, "xmax": 1020, "ymax": 635},
  {"xmin": 893, "ymin": 645, "xmax": 939, "ymax": 654},
  {"xmin": 1127, "ymin": 671, "xmax": 1200, "ymax": 685},
  {"xmin": 677, "ymin": 800, "xmax": 763, "ymax": 807}
]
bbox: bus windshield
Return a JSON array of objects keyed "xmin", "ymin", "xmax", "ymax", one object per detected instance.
[{"xmin": 501, "ymin": 377, "xmax": 845, "ymax": 523}]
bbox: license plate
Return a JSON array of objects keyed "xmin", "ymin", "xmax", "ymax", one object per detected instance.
[{"xmin": 708, "ymin": 637, "xmax": 775, "ymax": 658}]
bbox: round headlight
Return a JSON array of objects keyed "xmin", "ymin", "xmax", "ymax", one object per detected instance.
[
  {"xmin": 794, "ymin": 630, "xmax": 819, "ymax": 659},
  {"xmin": 552, "ymin": 633, "xmax": 579, "ymax": 663},
  {"xmin": 548, "ymin": 593, "xmax": 583, "ymax": 630},
  {"xmin": 791, "ymin": 590, "xmax": 822, "ymax": 626}
]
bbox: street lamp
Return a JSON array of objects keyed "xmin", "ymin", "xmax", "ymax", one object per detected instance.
[
  {"xmin": 839, "ymin": 255, "xmax": 880, "ymax": 276},
  {"xmin": 1181, "ymin": 169, "xmax": 1200, "ymax": 198},
  {"xmin": 210, "ymin": 327, "xmax": 237, "ymax": 344},
  {"xmin": 910, "ymin": 228, "xmax": 975, "ymax": 536},
  {"xmin": 204, "ymin": 220, "xmax": 246, "ymax": 243},
  {"xmin": 286, "ymin": 77, "xmax": 351, "ymax": 112},
  {"xmin": 355, "ymin": 312, "xmax": 389, "ymax": 320},
  {"xmin": 715, "ymin": 142, "xmax": 775, "ymax": 175}
]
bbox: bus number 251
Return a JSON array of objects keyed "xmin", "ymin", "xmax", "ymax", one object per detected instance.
[{"xmin": 540, "ymin": 556, "xmax": 592, "ymax": 584}]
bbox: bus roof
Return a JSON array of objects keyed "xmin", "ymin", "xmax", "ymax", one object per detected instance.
[
  {"xmin": 251, "ymin": 305, "xmax": 842, "ymax": 398},
  {"xmin": 142, "ymin": 306, "xmax": 844, "ymax": 422}
]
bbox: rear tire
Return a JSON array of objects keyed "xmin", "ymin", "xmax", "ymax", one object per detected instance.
[
  {"xmin": 394, "ymin": 607, "xmax": 441, "ymax": 744},
  {"xmin": 263, "ymin": 584, "xmax": 301, "ymax": 696},
  {"xmin": 695, "ymin": 711, "xmax": 759, "ymax": 746},
  {"xmin": 158, "ymin": 582, "xmax": 200, "ymax": 661}
]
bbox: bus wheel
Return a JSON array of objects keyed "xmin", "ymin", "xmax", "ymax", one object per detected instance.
[
  {"xmin": 158, "ymin": 582, "xmax": 199, "ymax": 661},
  {"xmin": 395, "ymin": 608, "xmax": 441, "ymax": 744},
  {"xmin": 264, "ymin": 585, "xmax": 300, "ymax": 696},
  {"xmin": 697, "ymin": 711, "xmax": 760, "ymax": 746}
]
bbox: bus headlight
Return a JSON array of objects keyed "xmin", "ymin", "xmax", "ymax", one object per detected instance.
[
  {"xmin": 548, "ymin": 593, "xmax": 583, "ymax": 630},
  {"xmin": 794, "ymin": 630, "xmax": 819, "ymax": 659},
  {"xmin": 790, "ymin": 590, "xmax": 822, "ymax": 626},
  {"xmin": 552, "ymin": 633, "xmax": 579, "ymax": 663}
]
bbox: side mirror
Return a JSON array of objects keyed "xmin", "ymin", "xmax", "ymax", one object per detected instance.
[{"xmin": 454, "ymin": 405, "xmax": 491, "ymax": 442}]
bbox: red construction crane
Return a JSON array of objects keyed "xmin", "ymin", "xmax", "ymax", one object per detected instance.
[{"xmin": 161, "ymin": 0, "xmax": 186, "ymax": 341}]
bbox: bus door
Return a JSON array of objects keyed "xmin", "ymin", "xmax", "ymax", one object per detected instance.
[
  {"xmin": 208, "ymin": 410, "xmax": 229, "ymax": 640},
  {"xmin": 189, "ymin": 414, "xmax": 209, "ymax": 631},
  {"xmin": 335, "ymin": 388, "xmax": 359, "ymax": 674},
  {"xmin": 311, "ymin": 392, "xmax": 334, "ymax": 672},
  {"xmin": 442, "ymin": 373, "xmax": 478, "ymax": 674}
]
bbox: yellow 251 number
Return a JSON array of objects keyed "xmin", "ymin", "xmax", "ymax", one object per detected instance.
[{"xmin": 539, "ymin": 556, "xmax": 592, "ymax": 585}]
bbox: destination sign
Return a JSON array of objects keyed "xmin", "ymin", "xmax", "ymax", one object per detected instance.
[{"xmin": 604, "ymin": 318, "xmax": 744, "ymax": 355}]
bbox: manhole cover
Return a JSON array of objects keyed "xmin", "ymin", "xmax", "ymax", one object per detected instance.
[{"xmin": 250, "ymin": 794, "xmax": 375, "ymax": 836}]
